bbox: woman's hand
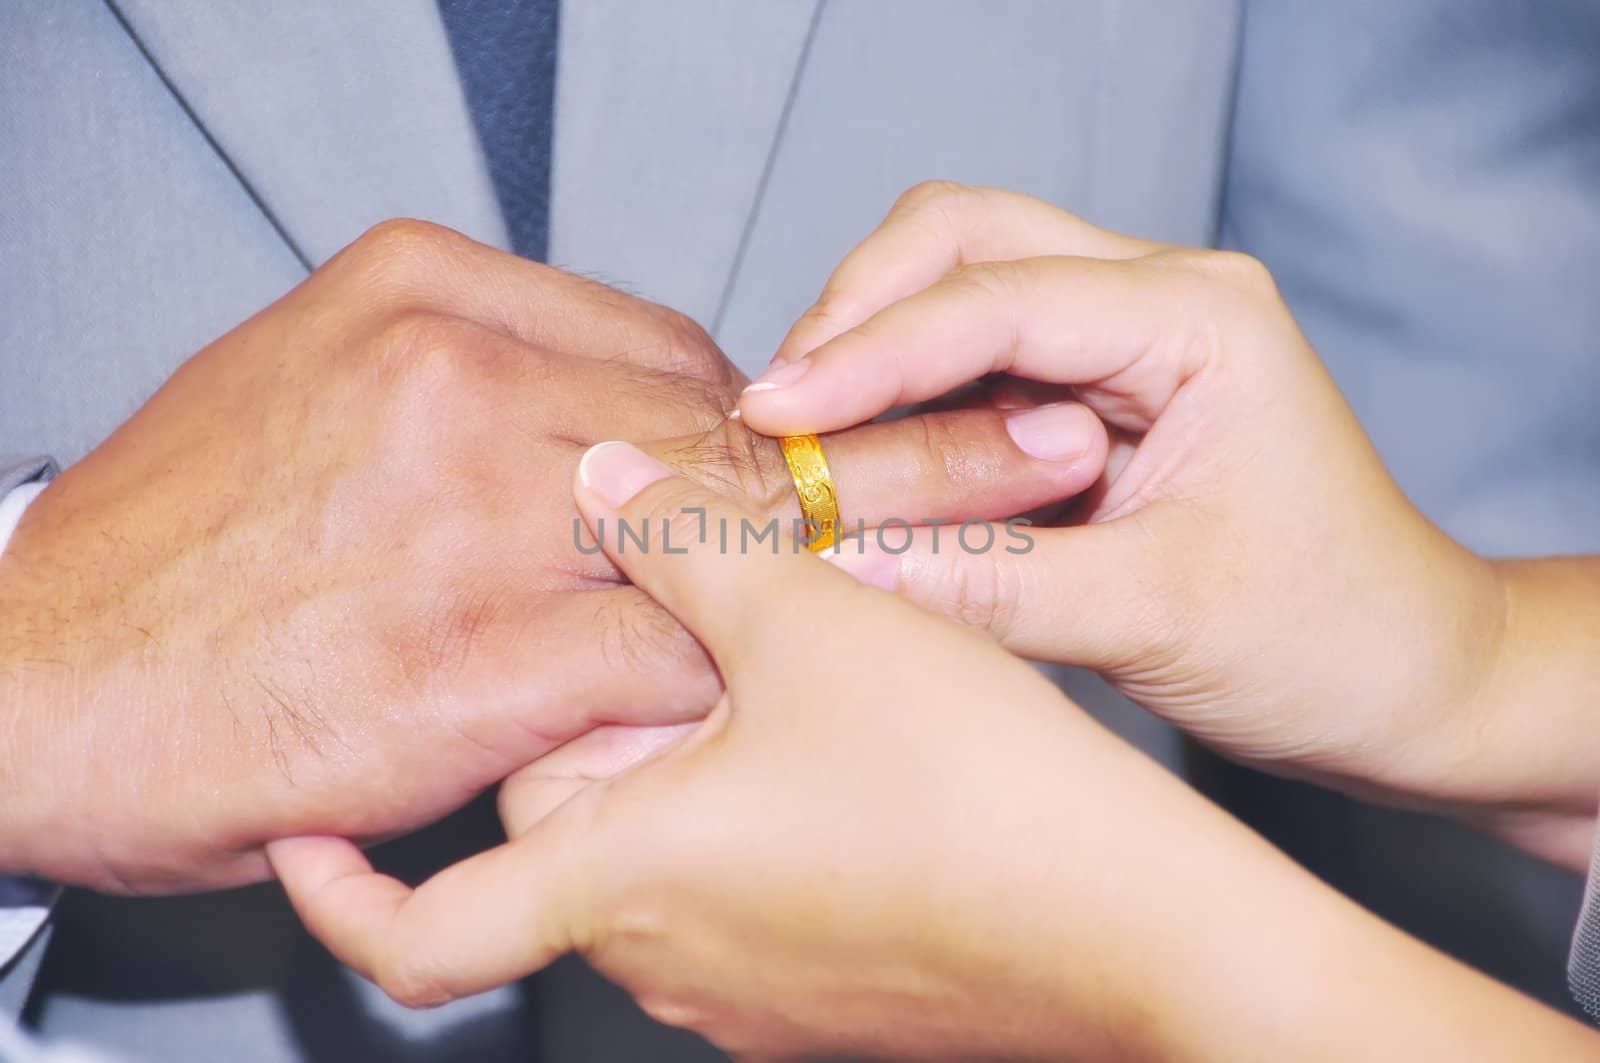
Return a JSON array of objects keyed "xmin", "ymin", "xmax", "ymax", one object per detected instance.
[
  {"xmin": 737, "ymin": 182, "xmax": 1600, "ymax": 865},
  {"xmin": 269, "ymin": 443, "xmax": 1594, "ymax": 1061}
]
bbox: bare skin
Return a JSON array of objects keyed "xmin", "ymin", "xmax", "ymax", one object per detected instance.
[
  {"xmin": 0, "ymin": 218, "xmax": 1104, "ymax": 893},
  {"xmin": 270, "ymin": 442, "xmax": 1600, "ymax": 1062},
  {"xmin": 742, "ymin": 182, "xmax": 1600, "ymax": 869}
]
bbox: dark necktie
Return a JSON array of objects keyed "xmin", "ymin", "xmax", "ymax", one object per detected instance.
[{"xmin": 436, "ymin": 0, "xmax": 560, "ymax": 261}]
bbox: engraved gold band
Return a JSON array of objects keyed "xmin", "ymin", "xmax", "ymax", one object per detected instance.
[{"xmin": 779, "ymin": 433, "xmax": 841, "ymax": 552}]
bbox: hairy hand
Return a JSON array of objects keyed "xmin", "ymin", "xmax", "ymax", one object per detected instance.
[{"xmin": 0, "ymin": 219, "xmax": 1098, "ymax": 892}]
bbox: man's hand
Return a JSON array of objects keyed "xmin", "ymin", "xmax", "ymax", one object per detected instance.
[{"xmin": 0, "ymin": 220, "xmax": 1099, "ymax": 893}]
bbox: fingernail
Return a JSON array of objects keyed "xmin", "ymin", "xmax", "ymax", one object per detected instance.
[
  {"xmin": 741, "ymin": 357, "xmax": 810, "ymax": 395},
  {"xmin": 1004, "ymin": 402, "xmax": 1093, "ymax": 462},
  {"xmin": 824, "ymin": 546, "xmax": 898, "ymax": 592},
  {"xmin": 577, "ymin": 441, "xmax": 674, "ymax": 508}
]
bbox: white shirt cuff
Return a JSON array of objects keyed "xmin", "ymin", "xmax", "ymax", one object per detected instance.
[
  {"xmin": 0, "ymin": 479, "xmax": 58, "ymax": 971},
  {"xmin": 0, "ymin": 481, "xmax": 47, "ymax": 552}
]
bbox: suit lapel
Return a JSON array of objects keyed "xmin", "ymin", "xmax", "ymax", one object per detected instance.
[
  {"xmin": 547, "ymin": 0, "xmax": 822, "ymax": 332},
  {"xmin": 109, "ymin": 0, "xmax": 508, "ymax": 267},
  {"xmin": 113, "ymin": 0, "xmax": 819, "ymax": 319}
]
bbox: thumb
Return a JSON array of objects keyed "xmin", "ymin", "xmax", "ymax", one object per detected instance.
[
  {"xmin": 573, "ymin": 440, "xmax": 860, "ymax": 675},
  {"xmin": 268, "ymin": 798, "xmax": 601, "ymax": 1008},
  {"xmin": 831, "ymin": 519, "xmax": 1172, "ymax": 673},
  {"xmin": 499, "ymin": 722, "xmax": 698, "ymax": 838}
]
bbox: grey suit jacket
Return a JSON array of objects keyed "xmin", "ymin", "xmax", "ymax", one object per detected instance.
[{"xmin": 2, "ymin": 1, "xmax": 1595, "ymax": 1059}]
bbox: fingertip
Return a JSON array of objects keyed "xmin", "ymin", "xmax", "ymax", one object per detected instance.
[
  {"xmin": 267, "ymin": 835, "xmax": 370, "ymax": 893},
  {"xmin": 740, "ymin": 329, "xmax": 887, "ymax": 434},
  {"xmin": 738, "ymin": 356, "xmax": 810, "ymax": 398},
  {"xmin": 1062, "ymin": 403, "xmax": 1112, "ymax": 497},
  {"xmin": 732, "ymin": 388, "xmax": 787, "ymax": 434},
  {"xmin": 824, "ymin": 544, "xmax": 899, "ymax": 592},
  {"xmin": 737, "ymin": 357, "xmax": 866, "ymax": 435},
  {"xmin": 267, "ymin": 835, "xmax": 414, "ymax": 988},
  {"xmin": 1001, "ymin": 402, "xmax": 1110, "ymax": 505},
  {"xmin": 1002, "ymin": 401, "xmax": 1102, "ymax": 464},
  {"xmin": 1076, "ymin": 403, "xmax": 1113, "ymax": 478},
  {"xmin": 576, "ymin": 441, "xmax": 675, "ymax": 510},
  {"xmin": 733, "ymin": 388, "xmax": 787, "ymax": 434}
]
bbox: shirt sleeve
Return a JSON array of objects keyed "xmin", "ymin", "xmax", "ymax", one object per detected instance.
[
  {"xmin": 1570, "ymin": 829, "xmax": 1600, "ymax": 1021},
  {"xmin": 0, "ymin": 459, "xmax": 62, "ymax": 1003}
]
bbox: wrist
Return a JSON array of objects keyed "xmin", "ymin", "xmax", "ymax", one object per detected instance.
[
  {"xmin": 0, "ymin": 520, "xmax": 92, "ymax": 883},
  {"xmin": 1143, "ymin": 858, "xmax": 1595, "ymax": 1061},
  {"xmin": 1437, "ymin": 558, "xmax": 1600, "ymax": 865},
  {"xmin": 1349, "ymin": 549, "xmax": 1600, "ymax": 868},
  {"xmin": 981, "ymin": 742, "xmax": 1362, "ymax": 1061},
  {"xmin": 0, "ymin": 600, "xmax": 117, "ymax": 888},
  {"xmin": 1020, "ymin": 766, "xmax": 1374, "ymax": 1062},
  {"xmin": 1103, "ymin": 782, "xmax": 1592, "ymax": 1061},
  {"xmin": 1330, "ymin": 533, "xmax": 1513, "ymax": 814},
  {"xmin": 0, "ymin": 591, "xmax": 57, "ymax": 880}
]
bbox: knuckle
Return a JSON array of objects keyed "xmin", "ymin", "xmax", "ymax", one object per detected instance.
[
  {"xmin": 1142, "ymin": 249, "xmax": 1286, "ymax": 371},
  {"xmin": 375, "ymin": 312, "xmax": 487, "ymax": 388},
  {"xmin": 635, "ymin": 992, "xmax": 713, "ymax": 1038},
  {"xmin": 795, "ymin": 292, "xmax": 853, "ymax": 343},
  {"xmin": 665, "ymin": 424, "xmax": 789, "ymax": 517},
  {"xmin": 947, "ymin": 259, "xmax": 1020, "ymax": 304},
  {"xmin": 665, "ymin": 312, "xmax": 730, "ymax": 381},
  {"xmin": 946, "ymin": 548, "xmax": 1023, "ymax": 639},
  {"xmin": 594, "ymin": 588, "xmax": 694, "ymax": 679},
  {"xmin": 894, "ymin": 178, "xmax": 972, "ymax": 215},
  {"xmin": 725, "ymin": 427, "xmax": 790, "ymax": 515},
  {"xmin": 367, "ymin": 315, "xmax": 504, "ymax": 461},
  {"xmin": 911, "ymin": 414, "xmax": 973, "ymax": 483},
  {"xmin": 356, "ymin": 217, "xmax": 456, "ymax": 262},
  {"xmin": 376, "ymin": 952, "xmax": 453, "ymax": 1010},
  {"xmin": 349, "ymin": 218, "xmax": 460, "ymax": 291},
  {"xmin": 1183, "ymin": 249, "xmax": 1279, "ymax": 300},
  {"xmin": 375, "ymin": 309, "xmax": 465, "ymax": 360}
]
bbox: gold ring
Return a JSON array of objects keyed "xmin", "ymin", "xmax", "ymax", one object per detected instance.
[{"xmin": 779, "ymin": 433, "xmax": 841, "ymax": 552}]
